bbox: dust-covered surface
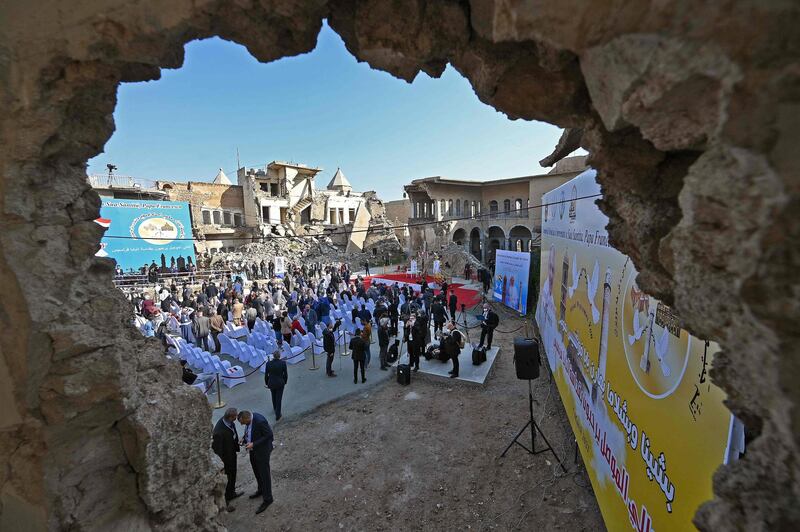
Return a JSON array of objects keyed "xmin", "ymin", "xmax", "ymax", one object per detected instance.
[{"xmin": 222, "ymin": 315, "xmax": 604, "ymax": 531}]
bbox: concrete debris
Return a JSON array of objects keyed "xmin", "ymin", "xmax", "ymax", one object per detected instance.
[
  {"xmin": 203, "ymin": 231, "xmax": 404, "ymax": 273},
  {"xmin": 434, "ymin": 243, "xmax": 483, "ymax": 277}
]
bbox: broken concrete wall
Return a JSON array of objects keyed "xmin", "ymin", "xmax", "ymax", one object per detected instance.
[
  {"xmin": 309, "ymin": 194, "xmax": 328, "ymax": 222},
  {"xmin": 345, "ymin": 201, "xmax": 372, "ymax": 253},
  {"xmin": 0, "ymin": 0, "xmax": 797, "ymax": 530}
]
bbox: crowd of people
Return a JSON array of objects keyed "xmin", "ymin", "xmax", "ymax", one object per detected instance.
[
  {"xmin": 130, "ymin": 260, "xmax": 478, "ymax": 385},
  {"xmin": 125, "ymin": 258, "xmax": 504, "ymax": 516}
]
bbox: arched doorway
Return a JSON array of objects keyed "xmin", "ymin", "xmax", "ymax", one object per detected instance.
[
  {"xmin": 510, "ymin": 225, "xmax": 533, "ymax": 253},
  {"xmin": 452, "ymin": 227, "xmax": 467, "ymax": 246},
  {"xmin": 487, "ymin": 226, "xmax": 505, "ymax": 263},
  {"xmin": 469, "ymin": 227, "xmax": 482, "ymax": 260}
]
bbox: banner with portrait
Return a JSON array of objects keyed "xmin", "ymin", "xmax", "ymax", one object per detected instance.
[
  {"xmin": 493, "ymin": 249, "xmax": 530, "ymax": 314},
  {"xmin": 536, "ymin": 169, "xmax": 740, "ymax": 531}
]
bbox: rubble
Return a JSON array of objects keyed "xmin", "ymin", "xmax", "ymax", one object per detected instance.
[
  {"xmin": 202, "ymin": 230, "xmax": 405, "ymax": 273},
  {"xmin": 204, "ymin": 236, "xmax": 328, "ymax": 269},
  {"xmin": 435, "ymin": 243, "xmax": 483, "ymax": 277}
]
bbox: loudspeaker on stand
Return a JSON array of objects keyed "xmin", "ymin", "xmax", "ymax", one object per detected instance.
[{"xmin": 513, "ymin": 337, "xmax": 540, "ymax": 380}]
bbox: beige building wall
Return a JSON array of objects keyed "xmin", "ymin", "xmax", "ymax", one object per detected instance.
[
  {"xmin": 403, "ymin": 156, "xmax": 587, "ymax": 263},
  {"xmin": 158, "ymin": 181, "xmax": 254, "ymax": 253}
]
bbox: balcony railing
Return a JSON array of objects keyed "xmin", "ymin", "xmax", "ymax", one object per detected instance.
[{"xmin": 87, "ymin": 174, "xmax": 160, "ymax": 190}]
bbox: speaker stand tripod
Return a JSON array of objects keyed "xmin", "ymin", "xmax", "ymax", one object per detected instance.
[{"xmin": 500, "ymin": 380, "xmax": 566, "ymax": 472}]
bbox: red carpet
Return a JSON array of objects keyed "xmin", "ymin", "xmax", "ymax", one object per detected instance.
[{"xmin": 363, "ymin": 273, "xmax": 482, "ymax": 309}]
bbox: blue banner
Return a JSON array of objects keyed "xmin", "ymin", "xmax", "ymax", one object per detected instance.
[{"xmin": 96, "ymin": 199, "xmax": 196, "ymax": 272}]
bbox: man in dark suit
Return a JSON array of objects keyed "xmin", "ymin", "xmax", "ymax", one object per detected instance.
[
  {"xmin": 448, "ymin": 290, "xmax": 458, "ymax": 322},
  {"xmin": 212, "ymin": 407, "xmax": 243, "ymax": 511},
  {"xmin": 238, "ymin": 410, "xmax": 274, "ymax": 514},
  {"xmin": 444, "ymin": 321, "xmax": 463, "ymax": 378},
  {"xmin": 430, "ymin": 297, "xmax": 447, "ymax": 337},
  {"xmin": 323, "ymin": 319, "xmax": 341, "ymax": 377},
  {"xmin": 264, "ymin": 352, "xmax": 288, "ymax": 420},
  {"xmin": 349, "ymin": 328, "xmax": 367, "ymax": 384},
  {"xmin": 478, "ymin": 304, "xmax": 500, "ymax": 349}
]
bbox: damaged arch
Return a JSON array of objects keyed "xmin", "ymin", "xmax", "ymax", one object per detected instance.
[{"xmin": 0, "ymin": 0, "xmax": 797, "ymax": 530}]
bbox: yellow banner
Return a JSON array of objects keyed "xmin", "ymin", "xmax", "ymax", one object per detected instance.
[{"xmin": 536, "ymin": 171, "xmax": 736, "ymax": 531}]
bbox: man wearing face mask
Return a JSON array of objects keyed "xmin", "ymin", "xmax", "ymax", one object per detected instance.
[{"xmin": 477, "ymin": 303, "xmax": 499, "ymax": 350}]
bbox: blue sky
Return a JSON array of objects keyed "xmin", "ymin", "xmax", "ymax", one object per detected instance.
[{"xmin": 88, "ymin": 22, "xmax": 575, "ymax": 201}]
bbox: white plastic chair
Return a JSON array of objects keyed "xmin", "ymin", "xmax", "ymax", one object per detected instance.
[
  {"xmin": 291, "ymin": 330, "xmax": 303, "ymax": 347},
  {"xmin": 281, "ymin": 341, "xmax": 304, "ymax": 361},
  {"xmin": 220, "ymin": 360, "xmax": 245, "ymax": 388},
  {"xmin": 308, "ymin": 333, "xmax": 324, "ymax": 356}
]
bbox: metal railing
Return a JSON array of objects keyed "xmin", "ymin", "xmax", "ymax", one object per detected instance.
[
  {"xmin": 87, "ymin": 174, "xmax": 161, "ymax": 190},
  {"xmin": 113, "ymin": 269, "xmax": 234, "ymax": 288}
]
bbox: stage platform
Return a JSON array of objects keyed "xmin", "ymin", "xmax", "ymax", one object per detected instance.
[{"xmin": 396, "ymin": 341, "xmax": 500, "ymax": 385}]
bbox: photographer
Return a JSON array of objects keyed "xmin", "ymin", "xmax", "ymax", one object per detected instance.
[{"xmin": 442, "ymin": 320, "xmax": 463, "ymax": 378}]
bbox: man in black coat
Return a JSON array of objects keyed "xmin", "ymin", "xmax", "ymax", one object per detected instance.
[
  {"xmin": 443, "ymin": 321, "xmax": 463, "ymax": 378},
  {"xmin": 388, "ymin": 296, "xmax": 399, "ymax": 335},
  {"xmin": 480, "ymin": 268, "xmax": 491, "ymax": 293},
  {"xmin": 349, "ymin": 329, "xmax": 367, "ymax": 384},
  {"xmin": 212, "ymin": 407, "xmax": 243, "ymax": 510},
  {"xmin": 238, "ymin": 410, "xmax": 274, "ymax": 514},
  {"xmin": 264, "ymin": 352, "xmax": 288, "ymax": 420},
  {"xmin": 448, "ymin": 290, "xmax": 458, "ymax": 321},
  {"xmin": 378, "ymin": 319, "xmax": 390, "ymax": 370},
  {"xmin": 323, "ymin": 319, "xmax": 341, "ymax": 377},
  {"xmin": 430, "ymin": 297, "xmax": 447, "ymax": 336},
  {"xmin": 478, "ymin": 303, "xmax": 500, "ymax": 350},
  {"xmin": 408, "ymin": 314, "xmax": 427, "ymax": 372},
  {"xmin": 217, "ymin": 298, "xmax": 229, "ymax": 323}
]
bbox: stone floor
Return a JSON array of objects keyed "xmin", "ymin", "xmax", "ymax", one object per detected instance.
[
  {"xmin": 209, "ymin": 334, "xmax": 395, "ymax": 426},
  {"xmin": 207, "ymin": 298, "xmax": 496, "ymax": 425}
]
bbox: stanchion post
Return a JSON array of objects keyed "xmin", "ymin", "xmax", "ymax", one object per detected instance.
[
  {"xmin": 308, "ymin": 345, "xmax": 319, "ymax": 370},
  {"xmin": 212, "ymin": 373, "xmax": 226, "ymax": 409},
  {"xmin": 341, "ymin": 324, "xmax": 349, "ymax": 357}
]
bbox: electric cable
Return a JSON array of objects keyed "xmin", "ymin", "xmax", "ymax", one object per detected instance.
[{"xmin": 97, "ymin": 193, "xmax": 602, "ymax": 242}]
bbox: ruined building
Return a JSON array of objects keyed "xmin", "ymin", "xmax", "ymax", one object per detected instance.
[
  {"xmin": 158, "ymin": 169, "xmax": 255, "ymax": 254},
  {"xmin": 0, "ymin": 1, "xmax": 797, "ymax": 531},
  {"xmin": 236, "ymin": 161, "xmax": 402, "ymax": 255}
]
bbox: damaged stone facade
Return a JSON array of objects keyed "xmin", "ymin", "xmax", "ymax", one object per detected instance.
[
  {"xmin": 157, "ymin": 179, "xmax": 257, "ymax": 254},
  {"xmin": 0, "ymin": 1, "xmax": 797, "ymax": 531},
  {"xmin": 235, "ymin": 162, "xmax": 399, "ymax": 255}
]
